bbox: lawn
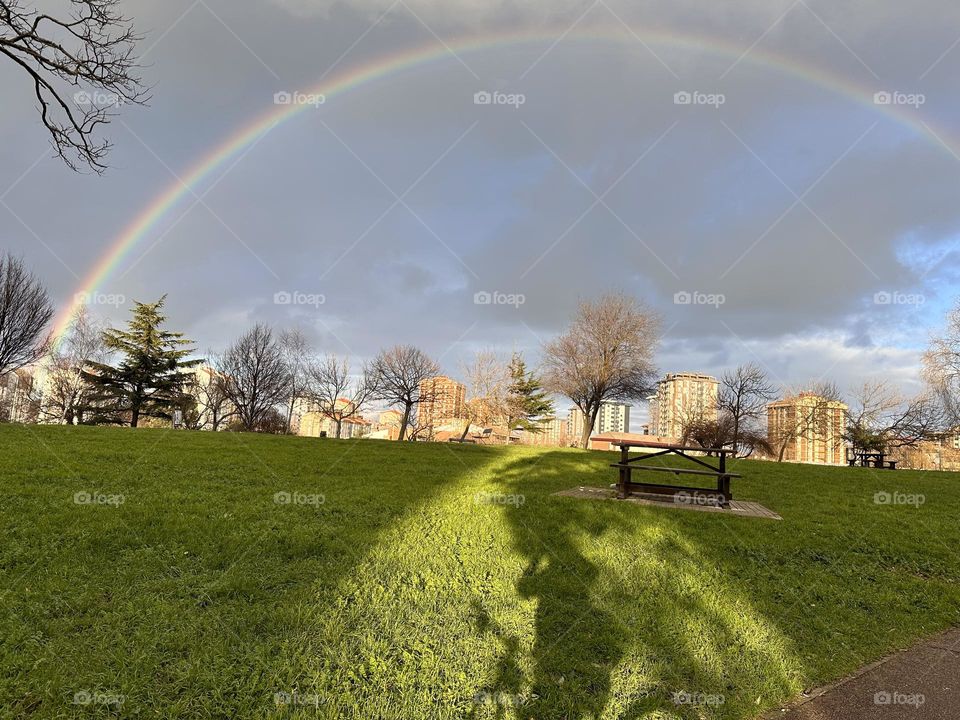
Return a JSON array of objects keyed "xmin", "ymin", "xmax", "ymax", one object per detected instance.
[{"xmin": 1, "ymin": 425, "xmax": 958, "ymax": 719}]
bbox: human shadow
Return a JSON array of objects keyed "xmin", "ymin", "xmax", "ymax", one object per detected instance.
[{"xmin": 483, "ymin": 449, "xmax": 803, "ymax": 719}]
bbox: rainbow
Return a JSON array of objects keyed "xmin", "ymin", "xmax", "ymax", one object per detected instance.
[{"xmin": 52, "ymin": 26, "xmax": 958, "ymax": 342}]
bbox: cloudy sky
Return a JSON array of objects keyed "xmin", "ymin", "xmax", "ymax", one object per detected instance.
[{"xmin": 2, "ymin": 0, "xmax": 959, "ymax": 425}]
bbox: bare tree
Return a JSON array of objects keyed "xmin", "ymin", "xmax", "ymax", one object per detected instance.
[
  {"xmin": 681, "ymin": 413, "xmax": 773, "ymax": 457},
  {"xmin": 542, "ymin": 294, "xmax": 661, "ymax": 449},
  {"xmin": 717, "ymin": 363, "xmax": 778, "ymax": 457},
  {"xmin": 923, "ymin": 300, "xmax": 960, "ymax": 429},
  {"xmin": 0, "ymin": 253, "xmax": 53, "ymax": 377},
  {"xmin": 279, "ymin": 328, "xmax": 310, "ymax": 434},
  {"xmin": 305, "ymin": 354, "xmax": 378, "ymax": 439},
  {"xmin": 768, "ymin": 381, "xmax": 844, "ymax": 462},
  {"xmin": 40, "ymin": 305, "xmax": 105, "ymax": 423},
  {"xmin": 370, "ymin": 345, "xmax": 440, "ymax": 441},
  {"xmin": 457, "ymin": 350, "xmax": 510, "ymax": 441},
  {"xmin": 216, "ymin": 324, "xmax": 291, "ymax": 432},
  {"xmin": 845, "ymin": 380, "xmax": 942, "ymax": 452},
  {"xmin": 187, "ymin": 358, "xmax": 236, "ymax": 431},
  {"xmin": 0, "ymin": 0, "xmax": 147, "ymax": 171}
]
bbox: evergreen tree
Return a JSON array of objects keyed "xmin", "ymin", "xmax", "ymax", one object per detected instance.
[
  {"xmin": 82, "ymin": 297, "xmax": 201, "ymax": 427},
  {"xmin": 507, "ymin": 353, "xmax": 554, "ymax": 432}
]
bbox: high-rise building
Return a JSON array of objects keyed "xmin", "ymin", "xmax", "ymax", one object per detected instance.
[
  {"xmin": 767, "ymin": 394, "xmax": 847, "ymax": 465},
  {"xmin": 649, "ymin": 373, "xmax": 719, "ymax": 439},
  {"xmin": 567, "ymin": 402, "xmax": 631, "ymax": 440},
  {"xmin": 417, "ymin": 376, "xmax": 467, "ymax": 429}
]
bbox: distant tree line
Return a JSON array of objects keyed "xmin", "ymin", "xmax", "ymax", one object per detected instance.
[{"xmin": 0, "ymin": 252, "xmax": 955, "ymax": 454}]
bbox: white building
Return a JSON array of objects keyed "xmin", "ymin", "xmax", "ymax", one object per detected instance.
[{"xmin": 568, "ymin": 402, "xmax": 631, "ymax": 439}]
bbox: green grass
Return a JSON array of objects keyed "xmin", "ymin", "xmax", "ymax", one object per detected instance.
[{"xmin": 1, "ymin": 425, "xmax": 958, "ymax": 719}]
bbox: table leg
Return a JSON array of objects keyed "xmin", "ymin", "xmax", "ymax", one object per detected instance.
[{"xmin": 618, "ymin": 445, "xmax": 628, "ymax": 499}]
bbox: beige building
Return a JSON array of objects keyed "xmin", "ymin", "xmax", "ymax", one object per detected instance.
[
  {"xmin": 417, "ymin": 376, "xmax": 467, "ymax": 429},
  {"xmin": 767, "ymin": 394, "xmax": 847, "ymax": 465},
  {"xmin": 649, "ymin": 373, "xmax": 719, "ymax": 438},
  {"xmin": 518, "ymin": 416, "xmax": 571, "ymax": 447},
  {"xmin": 296, "ymin": 397, "xmax": 371, "ymax": 439}
]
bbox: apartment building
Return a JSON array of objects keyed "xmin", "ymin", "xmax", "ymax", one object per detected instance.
[
  {"xmin": 417, "ymin": 376, "xmax": 467, "ymax": 429},
  {"xmin": 767, "ymin": 394, "xmax": 848, "ymax": 465},
  {"xmin": 648, "ymin": 373, "xmax": 719, "ymax": 439},
  {"xmin": 568, "ymin": 402, "xmax": 631, "ymax": 440}
]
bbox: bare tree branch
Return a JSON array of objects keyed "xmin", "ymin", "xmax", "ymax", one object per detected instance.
[
  {"xmin": 542, "ymin": 293, "xmax": 660, "ymax": 449},
  {"xmin": 0, "ymin": 0, "xmax": 148, "ymax": 171}
]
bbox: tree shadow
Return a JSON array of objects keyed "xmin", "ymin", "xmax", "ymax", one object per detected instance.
[{"xmin": 484, "ymin": 449, "xmax": 803, "ymax": 719}]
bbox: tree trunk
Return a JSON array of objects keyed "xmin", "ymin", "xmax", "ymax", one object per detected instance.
[
  {"xmin": 459, "ymin": 421, "xmax": 470, "ymax": 442},
  {"xmin": 335, "ymin": 418, "xmax": 343, "ymax": 439},
  {"xmin": 579, "ymin": 404, "xmax": 599, "ymax": 450},
  {"xmin": 286, "ymin": 393, "xmax": 296, "ymax": 434},
  {"xmin": 398, "ymin": 403, "xmax": 412, "ymax": 441},
  {"xmin": 131, "ymin": 404, "xmax": 140, "ymax": 428}
]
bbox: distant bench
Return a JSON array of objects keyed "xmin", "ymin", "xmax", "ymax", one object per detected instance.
[{"xmin": 611, "ymin": 440, "xmax": 740, "ymax": 508}]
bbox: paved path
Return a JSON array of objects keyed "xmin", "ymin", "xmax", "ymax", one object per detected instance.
[{"xmin": 764, "ymin": 628, "xmax": 960, "ymax": 719}]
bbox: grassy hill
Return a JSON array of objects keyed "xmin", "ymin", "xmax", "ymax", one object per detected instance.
[{"xmin": 1, "ymin": 425, "xmax": 958, "ymax": 719}]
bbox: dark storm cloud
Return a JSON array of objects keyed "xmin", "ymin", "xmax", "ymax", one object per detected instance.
[{"xmin": 1, "ymin": 0, "xmax": 959, "ymax": 397}]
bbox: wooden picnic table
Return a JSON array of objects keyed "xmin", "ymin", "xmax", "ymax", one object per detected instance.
[
  {"xmin": 611, "ymin": 440, "xmax": 740, "ymax": 508},
  {"xmin": 847, "ymin": 449, "xmax": 897, "ymax": 469}
]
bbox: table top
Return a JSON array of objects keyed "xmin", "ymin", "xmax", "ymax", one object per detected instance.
[{"xmin": 615, "ymin": 440, "xmax": 734, "ymax": 454}]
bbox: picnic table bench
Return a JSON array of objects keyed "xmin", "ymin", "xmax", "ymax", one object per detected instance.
[
  {"xmin": 611, "ymin": 440, "xmax": 740, "ymax": 508},
  {"xmin": 847, "ymin": 450, "xmax": 897, "ymax": 470}
]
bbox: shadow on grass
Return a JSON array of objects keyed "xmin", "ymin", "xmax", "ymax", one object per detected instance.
[{"xmin": 484, "ymin": 449, "xmax": 803, "ymax": 719}]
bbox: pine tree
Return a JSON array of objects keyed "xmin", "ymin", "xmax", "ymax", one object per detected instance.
[
  {"xmin": 507, "ymin": 353, "xmax": 554, "ymax": 432},
  {"xmin": 82, "ymin": 296, "xmax": 201, "ymax": 427}
]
